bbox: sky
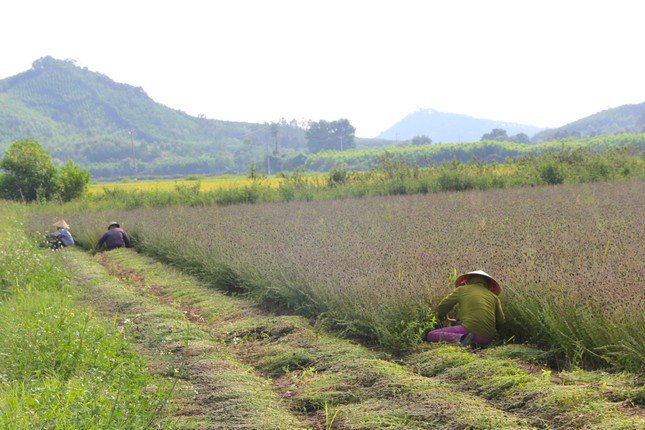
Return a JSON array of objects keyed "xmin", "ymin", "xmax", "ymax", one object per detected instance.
[{"xmin": 2, "ymin": 1, "xmax": 644, "ymax": 137}]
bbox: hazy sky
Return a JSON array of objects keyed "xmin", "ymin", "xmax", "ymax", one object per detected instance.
[{"xmin": 2, "ymin": 1, "xmax": 644, "ymax": 137}]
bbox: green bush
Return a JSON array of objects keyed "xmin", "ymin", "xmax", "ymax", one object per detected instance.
[{"xmin": 0, "ymin": 138, "xmax": 91, "ymax": 202}]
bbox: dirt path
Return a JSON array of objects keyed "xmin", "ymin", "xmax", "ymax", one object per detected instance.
[{"xmin": 62, "ymin": 249, "xmax": 643, "ymax": 429}]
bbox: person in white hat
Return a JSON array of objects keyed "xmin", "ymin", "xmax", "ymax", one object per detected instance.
[
  {"xmin": 425, "ymin": 270, "xmax": 505, "ymax": 347},
  {"xmin": 49, "ymin": 219, "xmax": 74, "ymax": 248}
]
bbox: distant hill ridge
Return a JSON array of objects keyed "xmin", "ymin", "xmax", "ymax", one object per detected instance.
[
  {"xmin": 377, "ymin": 109, "xmax": 544, "ymax": 143},
  {"xmin": 1, "ymin": 57, "xmax": 643, "ymax": 179},
  {"xmin": 0, "ymin": 56, "xmax": 261, "ymax": 147},
  {"xmin": 380, "ymin": 104, "xmax": 645, "ymax": 144},
  {"xmin": 0, "ymin": 57, "xmax": 303, "ymax": 177},
  {"xmin": 533, "ymin": 102, "xmax": 645, "ymax": 142}
]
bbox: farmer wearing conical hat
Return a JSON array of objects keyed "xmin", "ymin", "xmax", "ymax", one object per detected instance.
[
  {"xmin": 96, "ymin": 221, "xmax": 131, "ymax": 251},
  {"xmin": 425, "ymin": 270, "xmax": 505, "ymax": 347},
  {"xmin": 49, "ymin": 219, "xmax": 74, "ymax": 248}
]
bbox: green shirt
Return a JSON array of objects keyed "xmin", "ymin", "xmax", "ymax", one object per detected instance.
[{"xmin": 436, "ymin": 280, "xmax": 506, "ymax": 339}]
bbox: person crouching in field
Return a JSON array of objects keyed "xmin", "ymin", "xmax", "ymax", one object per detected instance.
[
  {"xmin": 48, "ymin": 219, "xmax": 74, "ymax": 249},
  {"xmin": 425, "ymin": 270, "xmax": 505, "ymax": 347},
  {"xmin": 96, "ymin": 221, "xmax": 131, "ymax": 251}
]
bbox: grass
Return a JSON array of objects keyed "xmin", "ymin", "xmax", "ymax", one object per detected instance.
[
  {"xmin": 76, "ymin": 248, "xmax": 643, "ymax": 429},
  {"xmin": 62, "ymin": 248, "xmax": 303, "ymax": 429},
  {"xmin": 96, "ymin": 249, "xmax": 529, "ymax": 428},
  {"xmin": 0, "ymin": 203, "xmax": 173, "ymax": 429},
  {"xmin": 38, "ymin": 180, "xmax": 645, "ymax": 372}
]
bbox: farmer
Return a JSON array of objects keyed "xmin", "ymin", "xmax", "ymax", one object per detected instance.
[
  {"xmin": 425, "ymin": 270, "xmax": 505, "ymax": 347},
  {"xmin": 96, "ymin": 221, "xmax": 132, "ymax": 251},
  {"xmin": 49, "ymin": 219, "xmax": 74, "ymax": 248}
]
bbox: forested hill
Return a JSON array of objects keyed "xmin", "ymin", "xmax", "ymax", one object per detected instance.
[
  {"xmin": 377, "ymin": 109, "xmax": 544, "ymax": 143},
  {"xmin": 0, "ymin": 57, "xmax": 308, "ymax": 178},
  {"xmin": 533, "ymin": 102, "xmax": 645, "ymax": 142}
]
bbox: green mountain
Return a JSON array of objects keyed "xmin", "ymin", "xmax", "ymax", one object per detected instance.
[
  {"xmin": 0, "ymin": 57, "xmax": 308, "ymax": 178},
  {"xmin": 533, "ymin": 102, "xmax": 645, "ymax": 142},
  {"xmin": 3, "ymin": 57, "xmax": 643, "ymax": 179}
]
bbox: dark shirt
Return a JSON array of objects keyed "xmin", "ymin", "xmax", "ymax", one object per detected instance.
[{"xmin": 96, "ymin": 228, "xmax": 131, "ymax": 250}]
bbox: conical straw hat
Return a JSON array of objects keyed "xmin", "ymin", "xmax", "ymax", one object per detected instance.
[
  {"xmin": 455, "ymin": 270, "xmax": 501, "ymax": 296},
  {"xmin": 52, "ymin": 219, "xmax": 70, "ymax": 229}
]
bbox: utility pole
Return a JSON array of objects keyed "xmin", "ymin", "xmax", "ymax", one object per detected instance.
[
  {"xmin": 266, "ymin": 137, "xmax": 271, "ymax": 176},
  {"xmin": 270, "ymin": 122, "xmax": 279, "ymax": 155},
  {"xmin": 129, "ymin": 129, "xmax": 137, "ymax": 179}
]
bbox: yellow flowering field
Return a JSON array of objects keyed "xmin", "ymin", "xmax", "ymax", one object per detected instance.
[{"xmin": 88, "ymin": 175, "xmax": 305, "ymax": 194}]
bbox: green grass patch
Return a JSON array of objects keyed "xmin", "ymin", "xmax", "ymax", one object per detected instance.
[{"xmin": 0, "ymin": 203, "xmax": 172, "ymax": 429}]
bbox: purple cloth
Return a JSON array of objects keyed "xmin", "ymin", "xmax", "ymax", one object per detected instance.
[
  {"xmin": 425, "ymin": 324, "xmax": 491, "ymax": 346},
  {"xmin": 96, "ymin": 228, "xmax": 131, "ymax": 250}
]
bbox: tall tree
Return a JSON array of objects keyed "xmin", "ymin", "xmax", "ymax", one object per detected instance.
[
  {"xmin": 508, "ymin": 133, "xmax": 531, "ymax": 144},
  {"xmin": 306, "ymin": 119, "xmax": 356, "ymax": 153},
  {"xmin": 410, "ymin": 135, "xmax": 433, "ymax": 146},
  {"xmin": 481, "ymin": 129, "xmax": 509, "ymax": 141}
]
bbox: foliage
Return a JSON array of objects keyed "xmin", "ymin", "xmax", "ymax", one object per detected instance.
[
  {"xmin": 2, "ymin": 58, "xmax": 642, "ymax": 179},
  {"xmin": 410, "ymin": 135, "xmax": 432, "ymax": 145},
  {"xmin": 59, "ymin": 159, "xmax": 91, "ymax": 201},
  {"xmin": 534, "ymin": 102, "xmax": 645, "ymax": 142},
  {"xmin": 305, "ymin": 134, "xmax": 645, "ymax": 171},
  {"xmin": 0, "ymin": 138, "xmax": 58, "ymax": 201},
  {"xmin": 31, "ymin": 143, "xmax": 644, "ymax": 212},
  {"xmin": 306, "ymin": 119, "xmax": 356, "ymax": 153},
  {"xmin": 0, "ymin": 57, "xmax": 316, "ymax": 178},
  {"xmin": 481, "ymin": 128, "xmax": 509, "ymax": 141},
  {"xmin": 0, "ymin": 138, "xmax": 90, "ymax": 202},
  {"xmin": 481, "ymin": 128, "xmax": 531, "ymax": 144}
]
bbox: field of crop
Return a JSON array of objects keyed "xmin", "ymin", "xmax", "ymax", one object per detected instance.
[
  {"xmin": 45, "ymin": 180, "xmax": 644, "ymax": 372},
  {"xmin": 88, "ymin": 174, "xmax": 290, "ymax": 194},
  {"xmin": 33, "ymin": 144, "xmax": 641, "ymax": 213}
]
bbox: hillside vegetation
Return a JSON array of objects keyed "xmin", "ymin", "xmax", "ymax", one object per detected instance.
[
  {"xmin": 0, "ymin": 57, "xmax": 308, "ymax": 177},
  {"xmin": 534, "ymin": 102, "xmax": 645, "ymax": 142}
]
